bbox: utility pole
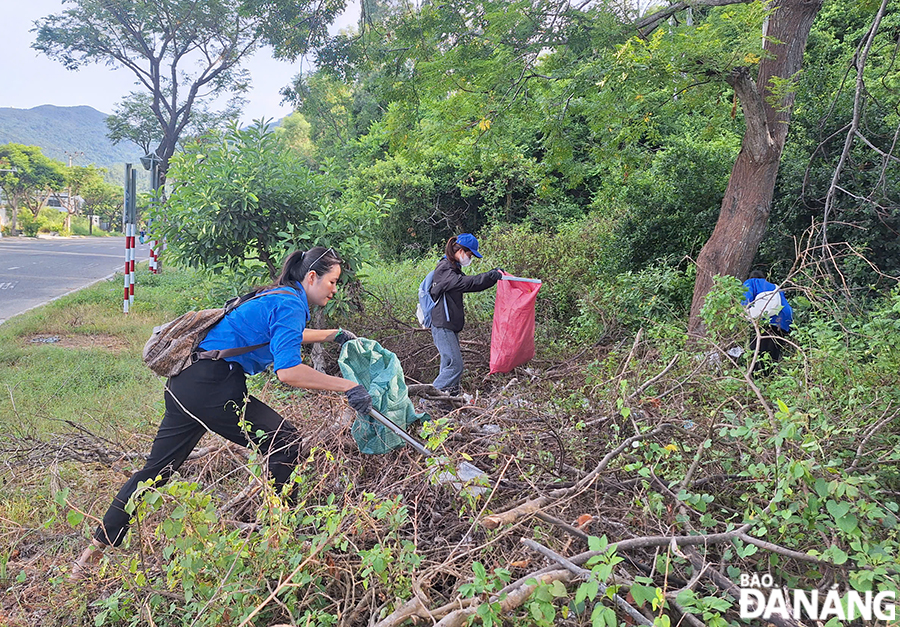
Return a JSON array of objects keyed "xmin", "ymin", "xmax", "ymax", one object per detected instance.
[{"xmin": 63, "ymin": 151, "xmax": 84, "ymax": 233}]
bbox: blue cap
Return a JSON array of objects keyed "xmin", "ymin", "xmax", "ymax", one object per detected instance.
[{"xmin": 456, "ymin": 233, "xmax": 482, "ymax": 258}]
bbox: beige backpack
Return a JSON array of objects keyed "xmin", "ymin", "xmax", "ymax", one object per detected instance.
[{"xmin": 142, "ymin": 290, "xmax": 293, "ymax": 378}]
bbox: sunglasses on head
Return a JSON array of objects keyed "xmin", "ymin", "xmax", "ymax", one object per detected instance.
[{"xmin": 308, "ymin": 247, "xmax": 336, "ymax": 271}]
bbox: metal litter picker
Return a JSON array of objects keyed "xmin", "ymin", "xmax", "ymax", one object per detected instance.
[{"xmin": 368, "ymin": 408, "xmax": 490, "ymax": 497}]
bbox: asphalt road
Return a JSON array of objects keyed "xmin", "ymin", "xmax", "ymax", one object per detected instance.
[{"xmin": 0, "ymin": 236, "xmax": 146, "ymax": 324}]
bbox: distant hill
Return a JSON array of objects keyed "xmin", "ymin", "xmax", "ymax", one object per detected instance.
[
  {"xmin": 0, "ymin": 105, "xmax": 286, "ymax": 187},
  {"xmin": 0, "ymin": 105, "xmax": 138, "ymax": 184}
]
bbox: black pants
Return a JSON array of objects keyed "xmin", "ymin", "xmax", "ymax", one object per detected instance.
[
  {"xmin": 751, "ymin": 326, "xmax": 788, "ymax": 374},
  {"xmin": 94, "ymin": 359, "xmax": 302, "ymax": 546}
]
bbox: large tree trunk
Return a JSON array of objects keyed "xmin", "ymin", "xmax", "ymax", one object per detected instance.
[{"xmin": 687, "ymin": 0, "xmax": 822, "ymax": 337}]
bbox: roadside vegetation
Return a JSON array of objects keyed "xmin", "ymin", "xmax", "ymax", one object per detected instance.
[
  {"xmin": 2, "ymin": 236, "xmax": 899, "ymax": 626},
  {"xmin": 1, "ymin": 0, "xmax": 898, "ymax": 624}
]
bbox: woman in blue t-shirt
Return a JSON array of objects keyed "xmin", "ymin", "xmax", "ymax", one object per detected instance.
[{"xmin": 72, "ymin": 247, "xmax": 372, "ymax": 577}]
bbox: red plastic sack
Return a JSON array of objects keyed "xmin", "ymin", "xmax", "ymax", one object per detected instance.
[{"xmin": 490, "ymin": 273, "xmax": 542, "ymax": 374}]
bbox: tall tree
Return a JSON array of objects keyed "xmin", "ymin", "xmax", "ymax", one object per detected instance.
[
  {"xmin": 684, "ymin": 0, "xmax": 823, "ymax": 336},
  {"xmin": 0, "ymin": 144, "xmax": 66, "ymax": 232},
  {"xmin": 52, "ymin": 165, "xmax": 110, "ymax": 232},
  {"xmin": 80, "ymin": 173, "xmax": 123, "ymax": 232},
  {"xmin": 32, "ymin": 0, "xmax": 340, "ymax": 179},
  {"xmin": 105, "ymin": 90, "xmax": 243, "ymax": 156}
]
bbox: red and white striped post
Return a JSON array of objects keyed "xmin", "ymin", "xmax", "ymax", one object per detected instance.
[
  {"xmin": 128, "ymin": 222, "xmax": 135, "ymax": 306},
  {"xmin": 123, "ymin": 226, "xmax": 131, "ymax": 313},
  {"xmin": 124, "ymin": 223, "xmax": 135, "ymax": 312},
  {"xmin": 149, "ymin": 240, "xmax": 161, "ymax": 273},
  {"xmin": 143, "ymin": 152, "xmax": 162, "ymax": 275},
  {"xmin": 123, "ymin": 164, "xmax": 137, "ymax": 313}
]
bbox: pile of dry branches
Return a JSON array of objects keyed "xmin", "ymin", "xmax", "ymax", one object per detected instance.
[{"xmin": 2, "ymin": 315, "xmax": 895, "ymax": 627}]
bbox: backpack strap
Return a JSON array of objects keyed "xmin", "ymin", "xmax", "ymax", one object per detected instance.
[{"xmin": 192, "ymin": 289, "xmax": 299, "ymax": 363}]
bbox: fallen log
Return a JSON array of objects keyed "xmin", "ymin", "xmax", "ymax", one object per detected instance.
[{"xmin": 373, "ymin": 570, "xmax": 573, "ymax": 627}]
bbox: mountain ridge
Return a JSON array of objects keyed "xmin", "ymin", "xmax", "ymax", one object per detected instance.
[{"xmin": 0, "ymin": 104, "xmax": 138, "ymax": 181}]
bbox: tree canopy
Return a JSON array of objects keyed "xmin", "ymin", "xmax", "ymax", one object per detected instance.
[
  {"xmin": 0, "ymin": 143, "xmax": 66, "ymax": 232},
  {"xmin": 274, "ymin": 0, "xmax": 897, "ymax": 291},
  {"xmin": 31, "ymin": 0, "xmax": 343, "ymax": 177}
]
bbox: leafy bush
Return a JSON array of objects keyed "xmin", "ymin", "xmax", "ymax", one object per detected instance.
[
  {"xmin": 571, "ymin": 264, "xmax": 696, "ymax": 342},
  {"xmin": 611, "ymin": 134, "xmax": 738, "ymax": 272},
  {"xmin": 37, "ymin": 207, "xmax": 66, "ymax": 234},
  {"xmin": 17, "ymin": 210, "xmax": 41, "ymax": 236},
  {"xmin": 484, "ymin": 215, "xmax": 618, "ymax": 332},
  {"xmin": 83, "ymin": 457, "xmax": 426, "ymax": 627},
  {"xmin": 70, "ymin": 215, "xmax": 103, "ymax": 236},
  {"xmin": 158, "ymin": 123, "xmax": 378, "ymax": 283}
]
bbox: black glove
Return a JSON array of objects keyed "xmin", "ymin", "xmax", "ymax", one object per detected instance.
[
  {"xmin": 333, "ymin": 329, "xmax": 358, "ymax": 346},
  {"xmin": 488, "ymin": 269, "xmax": 502, "ymax": 281},
  {"xmin": 345, "ymin": 384, "xmax": 372, "ymax": 415}
]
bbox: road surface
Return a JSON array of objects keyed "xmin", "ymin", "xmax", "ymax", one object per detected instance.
[{"xmin": 0, "ymin": 236, "xmax": 146, "ymax": 324}]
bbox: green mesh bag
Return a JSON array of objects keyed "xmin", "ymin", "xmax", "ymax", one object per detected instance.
[{"xmin": 338, "ymin": 338, "xmax": 430, "ymax": 454}]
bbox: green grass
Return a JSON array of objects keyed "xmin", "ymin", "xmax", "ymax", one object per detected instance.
[{"xmin": 0, "ymin": 266, "xmax": 207, "ymax": 435}]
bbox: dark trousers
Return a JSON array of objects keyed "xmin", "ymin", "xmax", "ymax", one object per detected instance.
[
  {"xmin": 752, "ymin": 326, "xmax": 788, "ymax": 374},
  {"xmin": 94, "ymin": 359, "xmax": 302, "ymax": 546}
]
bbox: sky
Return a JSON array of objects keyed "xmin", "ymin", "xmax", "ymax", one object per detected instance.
[{"xmin": 0, "ymin": 0, "xmax": 359, "ymax": 123}]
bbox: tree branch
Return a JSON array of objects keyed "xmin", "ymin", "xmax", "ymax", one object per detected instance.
[{"xmin": 636, "ymin": 0, "xmax": 754, "ymax": 34}]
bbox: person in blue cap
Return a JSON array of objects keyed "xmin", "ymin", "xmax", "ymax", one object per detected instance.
[
  {"xmin": 428, "ymin": 234, "xmax": 501, "ymax": 396},
  {"xmin": 742, "ymin": 269, "xmax": 793, "ymax": 372}
]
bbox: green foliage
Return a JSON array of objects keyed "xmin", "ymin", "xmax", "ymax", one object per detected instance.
[
  {"xmin": 79, "ymin": 171, "xmax": 123, "ymax": 228},
  {"xmin": 36, "ymin": 207, "xmax": 67, "ymax": 234},
  {"xmin": 82, "ymin": 468, "xmax": 429, "ymax": 627},
  {"xmin": 700, "ymin": 274, "xmax": 749, "ymax": 343},
  {"xmin": 611, "ymin": 135, "xmax": 739, "ymax": 270},
  {"xmin": 459, "ymin": 561, "xmax": 512, "ymax": 627},
  {"xmin": 484, "ymin": 218, "xmax": 616, "ymax": 330},
  {"xmin": 16, "ymin": 209, "xmax": 41, "ymax": 237},
  {"xmin": 275, "ymin": 112, "xmax": 316, "ymax": 163},
  {"xmin": 524, "ymin": 535, "xmax": 627, "ymax": 627},
  {"xmin": 104, "ymin": 91, "xmax": 163, "ymax": 156},
  {"xmin": 0, "ymin": 143, "xmax": 67, "ymax": 229},
  {"xmin": 157, "ymin": 121, "xmax": 388, "ymax": 286},
  {"xmin": 0, "ymin": 105, "xmax": 135, "ymax": 182},
  {"xmin": 285, "ymin": 0, "xmax": 782, "ymax": 262},
  {"xmin": 571, "ymin": 264, "xmax": 696, "ymax": 342}
]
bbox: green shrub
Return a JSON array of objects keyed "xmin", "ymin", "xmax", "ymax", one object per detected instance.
[
  {"xmin": 484, "ymin": 215, "xmax": 618, "ymax": 332},
  {"xmin": 571, "ymin": 264, "xmax": 696, "ymax": 342},
  {"xmin": 17, "ymin": 210, "xmax": 41, "ymax": 236},
  {"xmin": 37, "ymin": 207, "xmax": 66, "ymax": 234},
  {"xmin": 70, "ymin": 216, "xmax": 104, "ymax": 236},
  {"xmin": 611, "ymin": 134, "xmax": 738, "ymax": 271}
]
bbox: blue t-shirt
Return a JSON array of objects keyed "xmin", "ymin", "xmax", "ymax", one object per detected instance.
[
  {"xmin": 741, "ymin": 277, "xmax": 793, "ymax": 332},
  {"xmin": 199, "ymin": 286, "xmax": 309, "ymax": 375}
]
